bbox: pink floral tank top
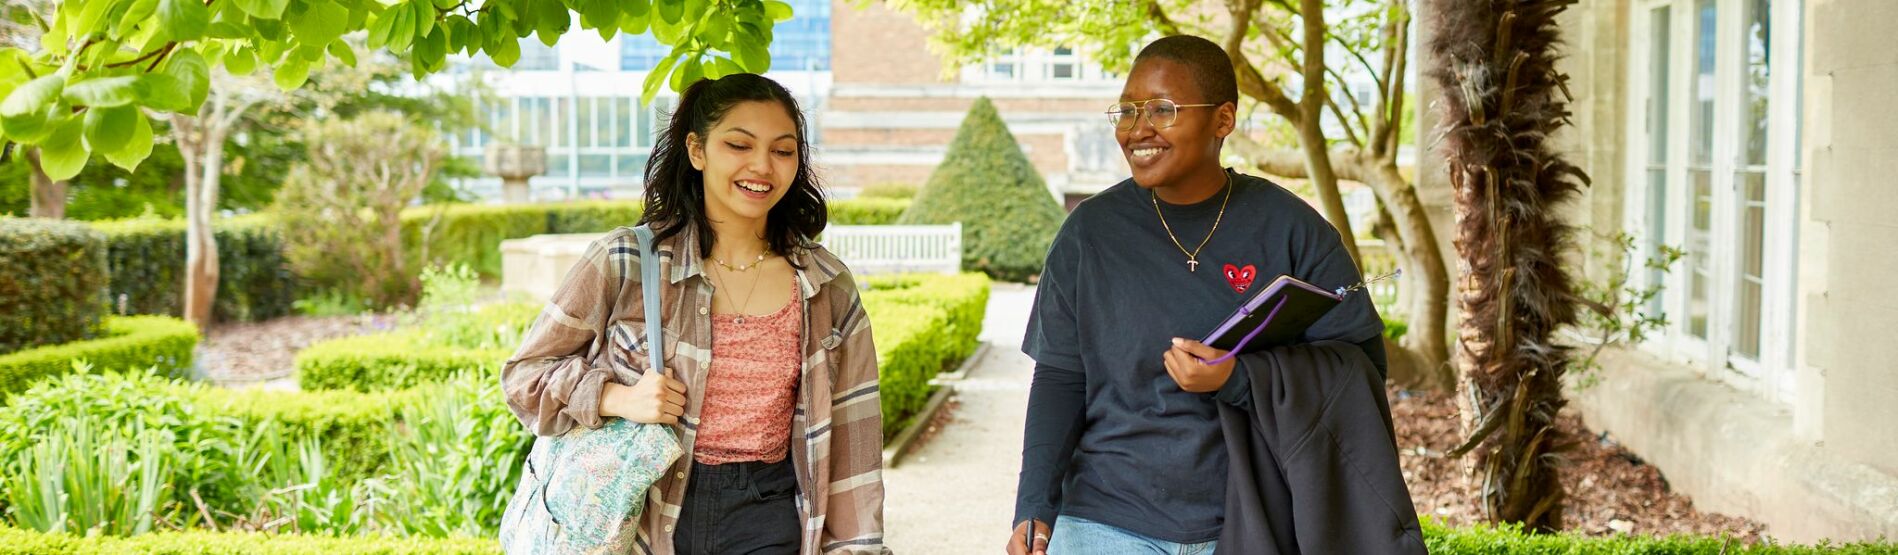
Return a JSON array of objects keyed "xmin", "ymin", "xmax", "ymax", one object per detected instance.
[{"xmin": 694, "ymin": 280, "xmax": 803, "ymax": 465}]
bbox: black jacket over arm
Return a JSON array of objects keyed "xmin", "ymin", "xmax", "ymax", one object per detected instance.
[{"xmin": 1216, "ymin": 340, "xmax": 1428, "ymax": 554}]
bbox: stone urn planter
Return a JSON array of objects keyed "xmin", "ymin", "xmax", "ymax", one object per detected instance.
[{"xmin": 484, "ymin": 144, "xmax": 546, "ymax": 203}]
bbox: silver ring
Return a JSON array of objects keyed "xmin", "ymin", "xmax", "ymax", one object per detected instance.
[{"xmin": 1034, "ymin": 533, "xmax": 1050, "ymax": 541}]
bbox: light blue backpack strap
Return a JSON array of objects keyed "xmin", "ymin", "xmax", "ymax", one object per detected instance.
[{"xmin": 632, "ymin": 225, "xmax": 665, "ymax": 375}]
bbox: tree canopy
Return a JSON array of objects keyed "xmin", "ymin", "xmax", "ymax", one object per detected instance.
[{"xmin": 0, "ymin": 0, "xmax": 792, "ymax": 180}]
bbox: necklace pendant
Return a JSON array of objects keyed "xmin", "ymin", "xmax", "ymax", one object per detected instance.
[
  {"xmin": 1187, "ymin": 259, "xmax": 1199, "ymax": 272},
  {"xmin": 736, "ymin": 317, "xmax": 746, "ymax": 324}
]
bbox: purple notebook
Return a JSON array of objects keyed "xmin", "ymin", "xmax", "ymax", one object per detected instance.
[{"xmin": 1199, "ymin": 275, "xmax": 1343, "ymax": 360}]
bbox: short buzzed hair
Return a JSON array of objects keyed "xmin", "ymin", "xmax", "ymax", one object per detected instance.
[{"xmin": 1133, "ymin": 35, "xmax": 1239, "ymax": 107}]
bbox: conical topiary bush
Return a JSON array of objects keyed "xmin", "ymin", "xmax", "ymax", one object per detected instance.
[{"xmin": 896, "ymin": 97, "xmax": 1066, "ymax": 282}]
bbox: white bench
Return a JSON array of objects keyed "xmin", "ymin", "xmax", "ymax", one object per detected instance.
[
  {"xmin": 820, "ymin": 223, "xmax": 962, "ymax": 276},
  {"xmin": 501, "ymin": 224, "xmax": 963, "ymax": 300}
]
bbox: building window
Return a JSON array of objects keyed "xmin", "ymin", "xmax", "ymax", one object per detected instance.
[
  {"xmin": 1630, "ymin": 0, "xmax": 1803, "ymax": 398},
  {"xmin": 1050, "ymin": 47, "xmax": 1077, "ymax": 80}
]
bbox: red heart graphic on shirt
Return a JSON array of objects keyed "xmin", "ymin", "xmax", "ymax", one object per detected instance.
[{"xmin": 1224, "ymin": 264, "xmax": 1258, "ymax": 294}]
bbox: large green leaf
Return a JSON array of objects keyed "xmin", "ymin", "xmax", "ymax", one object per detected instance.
[
  {"xmin": 490, "ymin": 36, "xmax": 522, "ymax": 67},
  {"xmin": 115, "ymin": 0, "xmax": 160, "ymax": 39},
  {"xmin": 134, "ymin": 73, "xmax": 191, "ymax": 112},
  {"xmin": 78, "ymin": 0, "xmax": 125, "ymax": 40},
  {"xmin": 225, "ymin": 46, "xmax": 260, "ymax": 75},
  {"xmin": 38, "ymin": 116, "xmax": 89, "ymax": 181},
  {"xmin": 658, "ymin": 0, "xmax": 683, "ymax": 25},
  {"xmin": 275, "ymin": 56, "xmax": 312, "ymax": 90},
  {"xmin": 157, "ymin": 0, "xmax": 211, "ymax": 43},
  {"xmin": 62, "ymin": 76, "xmax": 141, "ymax": 108},
  {"xmin": 84, "ymin": 105, "xmax": 138, "ymax": 153},
  {"xmin": 328, "ymin": 41, "xmax": 358, "ymax": 68},
  {"xmin": 763, "ymin": 0, "xmax": 793, "ymax": 22},
  {"xmin": 534, "ymin": 0, "xmax": 569, "ymax": 47},
  {"xmin": 290, "ymin": 0, "xmax": 351, "ymax": 46},
  {"xmin": 641, "ymin": 51, "xmax": 680, "ymax": 105},
  {"xmin": 235, "ymin": 0, "xmax": 290, "ymax": 19},
  {"xmin": 366, "ymin": 5, "xmax": 400, "ymax": 48},
  {"xmin": 0, "ymin": 74, "xmax": 66, "ymax": 118},
  {"xmin": 733, "ymin": 40, "xmax": 769, "ymax": 73},
  {"xmin": 163, "ymin": 49, "xmax": 210, "ymax": 111},
  {"xmin": 618, "ymin": 5, "xmax": 651, "ymax": 35},
  {"xmin": 103, "ymin": 109, "xmax": 154, "ymax": 171}
]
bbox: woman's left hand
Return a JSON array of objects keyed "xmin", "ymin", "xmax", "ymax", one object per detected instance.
[{"xmin": 1163, "ymin": 338, "xmax": 1236, "ymax": 393}]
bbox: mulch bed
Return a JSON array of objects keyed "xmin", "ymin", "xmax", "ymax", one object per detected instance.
[
  {"xmin": 1393, "ymin": 386, "xmax": 1770, "ymax": 541},
  {"xmin": 196, "ymin": 314, "xmax": 400, "ymax": 383}
]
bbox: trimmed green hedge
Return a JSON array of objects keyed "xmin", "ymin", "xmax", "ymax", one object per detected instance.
[
  {"xmin": 897, "ymin": 97, "xmax": 1066, "ymax": 282},
  {"xmin": 297, "ymin": 302, "xmax": 536, "ymax": 392},
  {"xmin": 296, "ymin": 332, "xmax": 509, "ymax": 392},
  {"xmin": 2, "ymin": 518, "xmax": 1892, "ymax": 554},
  {"xmin": 1419, "ymin": 520, "xmax": 1898, "ymax": 554},
  {"xmin": 0, "ymin": 218, "xmax": 108, "ymax": 353},
  {"xmin": 862, "ymin": 273, "xmax": 992, "ymax": 439},
  {"xmin": 0, "ymin": 316, "xmax": 197, "ymax": 395},
  {"xmin": 88, "ymin": 215, "xmax": 298, "ymax": 323},
  {"xmin": 0, "ymin": 527, "xmax": 499, "ymax": 554},
  {"xmin": 400, "ymin": 199, "xmax": 913, "ymax": 279}
]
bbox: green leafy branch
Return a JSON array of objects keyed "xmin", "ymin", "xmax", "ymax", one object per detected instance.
[{"xmin": 0, "ymin": 0, "xmax": 795, "ymax": 180}]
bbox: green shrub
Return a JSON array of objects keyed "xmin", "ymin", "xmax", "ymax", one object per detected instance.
[
  {"xmin": 0, "ymin": 218, "xmax": 108, "ymax": 353},
  {"xmin": 0, "ymin": 367, "xmax": 243, "ymax": 528},
  {"xmin": 0, "ymin": 526, "xmax": 500, "ymax": 554},
  {"xmin": 862, "ymin": 273, "xmax": 992, "ymax": 438},
  {"xmin": 0, "ymin": 316, "xmax": 198, "ymax": 395},
  {"xmin": 296, "ymin": 332, "xmax": 509, "ymax": 393},
  {"xmin": 89, "ymin": 215, "xmax": 297, "ymax": 323},
  {"xmin": 1419, "ymin": 520, "xmax": 1898, "ymax": 553},
  {"xmin": 897, "ymin": 97, "xmax": 1066, "ymax": 282}
]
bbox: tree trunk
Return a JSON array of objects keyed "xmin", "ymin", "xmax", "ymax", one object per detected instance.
[
  {"xmin": 1427, "ymin": 0, "xmax": 1588, "ymax": 532},
  {"xmin": 179, "ymin": 117, "xmax": 222, "ymax": 329},
  {"xmin": 1364, "ymin": 159, "xmax": 1454, "ymax": 390},
  {"xmin": 25, "ymin": 148, "xmax": 67, "ymax": 219}
]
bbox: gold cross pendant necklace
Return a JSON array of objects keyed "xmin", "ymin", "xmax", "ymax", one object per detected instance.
[{"xmin": 1152, "ymin": 170, "xmax": 1232, "ymax": 272}]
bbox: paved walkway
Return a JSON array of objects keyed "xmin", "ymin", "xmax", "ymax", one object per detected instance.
[{"xmin": 884, "ymin": 283, "xmax": 1037, "ymax": 554}]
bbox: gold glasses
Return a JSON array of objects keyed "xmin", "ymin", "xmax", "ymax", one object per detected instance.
[{"xmin": 1106, "ymin": 99, "xmax": 1219, "ymax": 130}]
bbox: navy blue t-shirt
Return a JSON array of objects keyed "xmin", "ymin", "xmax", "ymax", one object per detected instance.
[{"xmin": 1015, "ymin": 170, "xmax": 1385, "ymax": 543}]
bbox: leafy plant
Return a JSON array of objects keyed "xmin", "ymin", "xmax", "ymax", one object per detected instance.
[
  {"xmin": 3, "ymin": 413, "xmax": 170, "ymax": 537},
  {"xmin": 1570, "ymin": 231, "xmax": 1684, "ymax": 388},
  {"xmin": 372, "ymin": 375, "xmax": 531, "ymax": 537}
]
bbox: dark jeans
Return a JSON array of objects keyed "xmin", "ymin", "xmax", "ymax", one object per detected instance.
[{"xmin": 675, "ymin": 458, "xmax": 800, "ymax": 555}]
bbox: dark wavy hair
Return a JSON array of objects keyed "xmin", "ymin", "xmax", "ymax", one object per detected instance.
[{"xmin": 639, "ymin": 73, "xmax": 827, "ymax": 260}]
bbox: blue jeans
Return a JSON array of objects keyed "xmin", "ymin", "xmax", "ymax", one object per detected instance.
[{"xmin": 1047, "ymin": 515, "xmax": 1217, "ymax": 555}]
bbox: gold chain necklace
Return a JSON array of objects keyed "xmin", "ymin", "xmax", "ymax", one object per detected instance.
[
  {"xmin": 1151, "ymin": 171, "xmax": 1232, "ymax": 272},
  {"xmin": 712, "ymin": 251, "xmax": 770, "ymax": 272},
  {"xmin": 708, "ymin": 263, "xmax": 768, "ymax": 324}
]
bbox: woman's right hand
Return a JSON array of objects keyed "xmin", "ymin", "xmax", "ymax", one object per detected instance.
[
  {"xmin": 600, "ymin": 370, "xmax": 687, "ymax": 424},
  {"xmin": 1006, "ymin": 519, "xmax": 1050, "ymax": 555}
]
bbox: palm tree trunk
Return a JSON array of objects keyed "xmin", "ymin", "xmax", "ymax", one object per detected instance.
[{"xmin": 1426, "ymin": 0, "xmax": 1589, "ymax": 532}]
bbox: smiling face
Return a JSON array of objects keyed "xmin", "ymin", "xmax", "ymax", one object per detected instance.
[
  {"xmin": 688, "ymin": 100, "xmax": 801, "ymax": 228},
  {"xmin": 1117, "ymin": 57, "xmax": 1236, "ymax": 192}
]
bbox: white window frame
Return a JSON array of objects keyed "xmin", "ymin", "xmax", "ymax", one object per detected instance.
[{"xmin": 1623, "ymin": 0, "xmax": 1803, "ymax": 402}]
